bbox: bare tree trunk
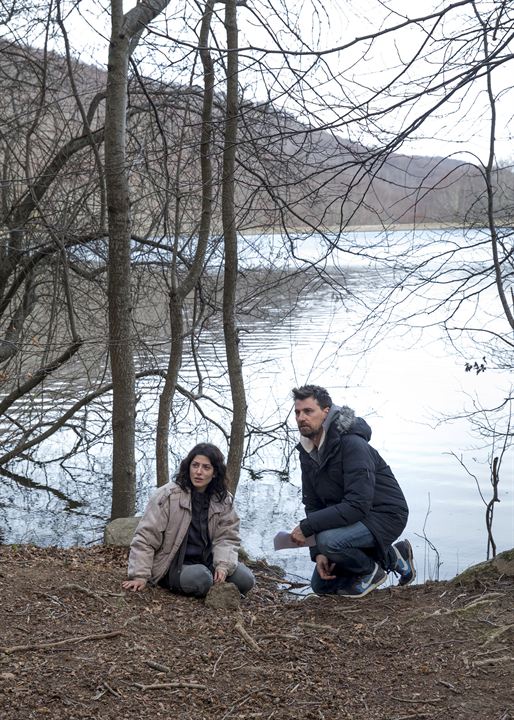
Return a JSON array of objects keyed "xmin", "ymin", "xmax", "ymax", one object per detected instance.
[
  {"xmin": 155, "ymin": 293, "xmax": 184, "ymax": 486},
  {"xmin": 105, "ymin": 0, "xmax": 136, "ymax": 518},
  {"xmin": 105, "ymin": 0, "xmax": 173, "ymax": 515},
  {"xmin": 222, "ymin": 0, "xmax": 247, "ymax": 495},
  {"xmin": 155, "ymin": 0, "xmax": 215, "ymax": 487},
  {"xmin": 476, "ymin": 4, "xmax": 514, "ymax": 332}
]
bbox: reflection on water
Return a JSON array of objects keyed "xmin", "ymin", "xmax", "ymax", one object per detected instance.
[
  {"xmin": 1, "ymin": 230, "xmax": 513, "ymax": 581},
  {"xmin": 1, "ymin": 466, "xmax": 84, "ymax": 510}
]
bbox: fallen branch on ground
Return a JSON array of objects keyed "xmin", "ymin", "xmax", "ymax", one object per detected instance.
[
  {"xmin": 301, "ymin": 621, "xmax": 334, "ymax": 632},
  {"xmin": 391, "ymin": 696, "xmax": 442, "ymax": 704},
  {"xmin": 436, "ymin": 679, "xmax": 460, "ymax": 694},
  {"xmin": 144, "ymin": 660, "xmax": 171, "ymax": 673},
  {"xmin": 256, "ymin": 573, "xmax": 310, "ymax": 588},
  {"xmin": 133, "ymin": 681, "xmax": 207, "ymax": 691},
  {"xmin": 0, "ymin": 630, "xmax": 124, "ymax": 654},
  {"xmin": 456, "ymin": 595, "xmax": 504, "ymax": 614},
  {"xmin": 406, "ymin": 593, "xmax": 505, "ymax": 624},
  {"xmin": 93, "ymin": 681, "xmax": 123, "ymax": 699},
  {"xmin": 481, "ymin": 624, "xmax": 514, "ymax": 647},
  {"xmin": 235, "ymin": 621, "xmax": 260, "ymax": 651},
  {"xmin": 472, "ymin": 655, "xmax": 514, "ymax": 667},
  {"xmin": 60, "ymin": 583, "xmax": 125, "ymax": 599}
]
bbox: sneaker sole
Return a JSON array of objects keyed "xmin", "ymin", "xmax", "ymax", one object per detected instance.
[
  {"xmin": 347, "ymin": 571, "xmax": 388, "ymax": 598},
  {"xmin": 398, "ymin": 539, "xmax": 416, "ymax": 586}
]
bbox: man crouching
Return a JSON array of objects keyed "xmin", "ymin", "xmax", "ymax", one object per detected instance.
[{"xmin": 290, "ymin": 385, "xmax": 415, "ymax": 597}]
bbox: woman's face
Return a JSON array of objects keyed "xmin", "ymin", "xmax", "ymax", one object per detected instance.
[{"xmin": 189, "ymin": 454, "xmax": 215, "ymax": 493}]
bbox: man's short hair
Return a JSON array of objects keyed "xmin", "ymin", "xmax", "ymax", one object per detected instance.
[{"xmin": 292, "ymin": 385, "xmax": 332, "ymax": 409}]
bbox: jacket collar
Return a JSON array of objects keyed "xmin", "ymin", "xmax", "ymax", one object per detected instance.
[{"xmin": 172, "ymin": 482, "xmax": 230, "ymax": 512}]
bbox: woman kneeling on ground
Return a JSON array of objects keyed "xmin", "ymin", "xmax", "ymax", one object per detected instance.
[{"xmin": 122, "ymin": 443, "xmax": 255, "ymax": 598}]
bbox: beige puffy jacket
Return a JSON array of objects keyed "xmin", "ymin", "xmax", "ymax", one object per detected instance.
[{"xmin": 127, "ymin": 482, "xmax": 240, "ymax": 584}]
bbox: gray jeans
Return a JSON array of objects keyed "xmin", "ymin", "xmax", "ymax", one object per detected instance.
[{"xmin": 177, "ymin": 562, "xmax": 255, "ymax": 598}]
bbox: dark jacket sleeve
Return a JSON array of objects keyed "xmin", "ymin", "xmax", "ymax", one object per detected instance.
[
  {"xmin": 300, "ymin": 434, "xmax": 376, "ymax": 537},
  {"xmin": 301, "ymin": 469, "xmax": 324, "ymax": 516}
]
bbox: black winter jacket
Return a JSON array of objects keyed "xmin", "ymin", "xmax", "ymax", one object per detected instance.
[{"xmin": 298, "ymin": 405, "xmax": 408, "ymax": 561}]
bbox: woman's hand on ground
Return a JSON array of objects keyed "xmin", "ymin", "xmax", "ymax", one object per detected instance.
[
  {"xmin": 214, "ymin": 567, "xmax": 227, "ymax": 584},
  {"xmin": 122, "ymin": 578, "xmax": 147, "ymax": 592}
]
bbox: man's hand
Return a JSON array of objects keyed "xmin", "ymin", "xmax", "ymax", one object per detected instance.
[
  {"xmin": 214, "ymin": 567, "xmax": 228, "ymax": 584},
  {"xmin": 290, "ymin": 525, "xmax": 308, "ymax": 546},
  {"xmin": 316, "ymin": 554, "xmax": 336, "ymax": 580},
  {"xmin": 122, "ymin": 578, "xmax": 147, "ymax": 592}
]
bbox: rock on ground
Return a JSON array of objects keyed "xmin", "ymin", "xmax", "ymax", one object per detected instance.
[
  {"xmin": 103, "ymin": 516, "xmax": 141, "ymax": 546},
  {"xmin": 204, "ymin": 581, "xmax": 241, "ymax": 610}
]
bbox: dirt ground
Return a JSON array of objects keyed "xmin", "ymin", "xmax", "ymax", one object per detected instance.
[{"xmin": 0, "ymin": 545, "xmax": 513, "ymax": 720}]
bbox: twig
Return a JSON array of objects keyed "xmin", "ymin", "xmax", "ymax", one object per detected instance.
[
  {"xmin": 257, "ymin": 573, "xmax": 309, "ymax": 588},
  {"xmin": 423, "ymin": 639, "xmax": 467, "ymax": 648},
  {"xmin": 403, "ymin": 610, "xmax": 441, "ymax": 625},
  {"xmin": 373, "ymin": 616, "xmax": 389, "ymax": 629},
  {"xmin": 259, "ymin": 634, "xmax": 299, "ymax": 640},
  {"xmin": 123, "ymin": 615, "xmax": 140, "ymax": 628},
  {"xmin": 133, "ymin": 681, "xmax": 207, "ymax": 691},
  {"xmin": 406, "ymin": 593, "xmax": 504, "ymax": 624},
  {"xmin": 481, "ymin": 624, "xmax": 514, "ymax": 646},
  {"xmin": 472, "ymin": 655, "xmax": 514, "ymax": 667},
  {"xmin": 219, "ymin": 686, "xmax": 269, "ymax": 720},
  {"xmin": 234, "ymin": 621, "xmax": 260, "ymax": 652},
  {"xmin": 0, "ymin": 630, "xmax": 124, "ymax": 654},
  {"xmin": 61, "ymin": 583, "xmax": 125, "ymax": 598},
  {"xmin": 301, "ymin": 622, "xmax": 334, "ymax": 632},
  {"xmin": 456, "ymin": 595, "xmax": 504, "ymax": 614},
  {"xmin": 212, "ymin": 648, "xmax": 227, "ymax": 675},
  {"xmin": 58, "ymin": 583, "xmax": 111, "ymax": 605},
  {"xmin": 144, "ymin": 660, "xmax": 171, "ymax": 673},
  {"xmin": 436, "ymin": 680, "xmax": 460, "ymax": 694},
  {"xmin": 32, "ymin": 591, "xmax": 67, "ymax": 608},
  {"xmin": 102, "ymin": 681, "xmax": 122, "ymax": 698},
  {"xmin": 391, "ymin": 696, "xmax": 442, "ymax": 705}
]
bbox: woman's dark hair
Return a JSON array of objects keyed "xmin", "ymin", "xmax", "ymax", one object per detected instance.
[{"xmin": 175, "ymin": 443, "xmax": 228, "ymax": 501}]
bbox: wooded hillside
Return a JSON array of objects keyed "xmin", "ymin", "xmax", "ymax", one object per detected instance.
[{"xmin": 2, "ymin": 39, "xmax": 510, "ymax": 239}]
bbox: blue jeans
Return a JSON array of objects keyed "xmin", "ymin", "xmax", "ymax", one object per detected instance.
[{"xmin": 310, "ymin": 522, "xmax": 379, "ymax": 595}]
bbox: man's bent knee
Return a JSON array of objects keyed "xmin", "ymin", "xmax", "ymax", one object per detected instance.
[
  {"xmin": 315, "ymin": 523, "xmax": 375, "ymax": 557},
  {"xmin": 316, "ymin": 529, "xmax": 349, "ymax": 556}
]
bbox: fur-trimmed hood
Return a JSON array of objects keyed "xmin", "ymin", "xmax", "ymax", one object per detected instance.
[
  {"xmin": 298, "ymin": 404, "xmax": 372, "ymax": 453},
  {"xmin": 330, "ymin": 404, "xmax": 372, "ymax": 441}
]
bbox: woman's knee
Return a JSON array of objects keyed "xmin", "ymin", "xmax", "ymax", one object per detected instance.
[
  {"xmin": 179, "ymin": 564, "xmax": 213, "ymax": 597},
  {"xmin": 227, "ymin": 563, "xmax": 255, "ymax": 595}
]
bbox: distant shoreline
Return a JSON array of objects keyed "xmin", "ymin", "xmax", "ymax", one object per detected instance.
[
  {"xmin": 329, "ymin": 222, "xmax": 464, "ymax": 232},
  {"xmin": 239, "ymin": 222, "xmax": 471, "ymax": 235}
]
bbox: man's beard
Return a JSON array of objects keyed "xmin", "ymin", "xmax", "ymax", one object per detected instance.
[{"xmin": 299, "ymin": 426, "xmax": 317, "ymax": 438}]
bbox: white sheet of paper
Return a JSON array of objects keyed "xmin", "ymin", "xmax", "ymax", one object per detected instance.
[{"xmin": 273, "ymin": 530, "xmax": 315, "ymax": 550}]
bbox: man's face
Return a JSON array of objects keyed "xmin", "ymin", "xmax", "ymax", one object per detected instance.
[{"xmin": 294, "ymin": 397, "xmax": 329, "ymax": 442}]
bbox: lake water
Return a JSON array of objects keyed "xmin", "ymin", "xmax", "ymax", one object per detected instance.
[{"xmin": 1, "ymin": 229, "xmax": 513, "ymax": 583}]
